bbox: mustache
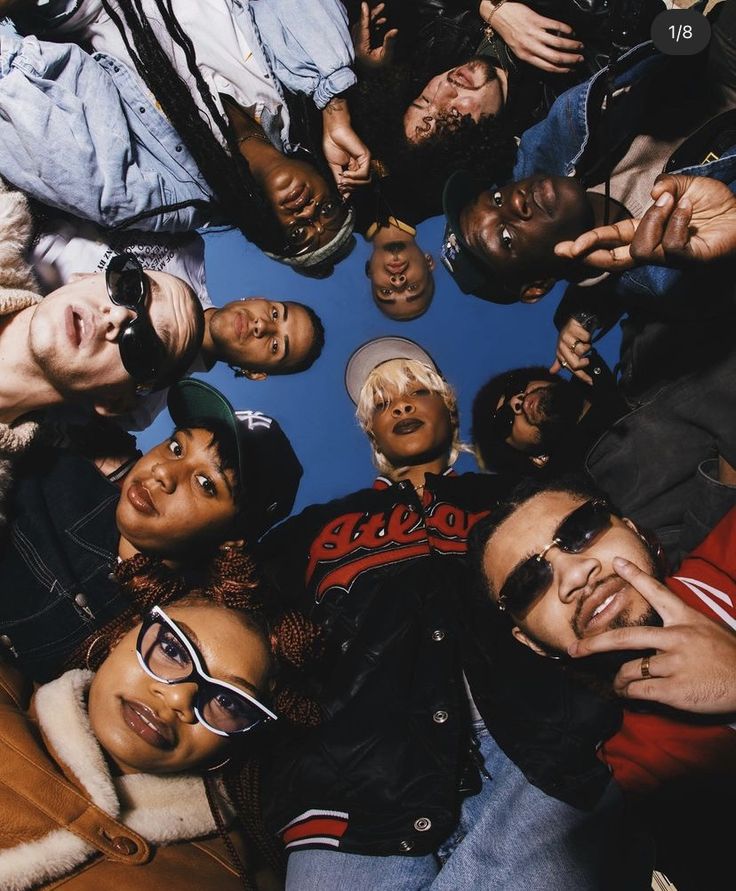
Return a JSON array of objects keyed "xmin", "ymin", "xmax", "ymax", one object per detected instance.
[
  {"xmin": 381, "ymin": 241, "xmax": 408, "ymax": 254},
  {"xmin": 526, "ymin": 384, "xmax": 586, "ymax": 454}
]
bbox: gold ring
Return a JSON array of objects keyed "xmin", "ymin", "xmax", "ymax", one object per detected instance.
[
  {"xmin": 640, "ymin": 654, "xmax": 652, "ymax": 680},
  {"xmin": 571, "ymin": 338, "xmax": 581, "ymax": 353},
  {"xmin": 560, "ymin": 359, "xmax": 568, "ymax": 369}
]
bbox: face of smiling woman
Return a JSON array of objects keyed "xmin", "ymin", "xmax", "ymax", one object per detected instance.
[
  {"xmin": 116, "ymin": 428, "xmax": 239, "ymax": 560},
  {"xmin": 88, "ymin": 604, "xmax": 272, "ymax": 774}
]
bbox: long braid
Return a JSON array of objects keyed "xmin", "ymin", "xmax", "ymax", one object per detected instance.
[
  {"xmin": 100, "ymin": 0, "xmax": 282, "ymax": 250},
  {"xmin": 223, "ymin": 757, "xmax": 286, "ymax": 882},
  {"xmin": 64, "ymin": 553, "xmax": 188, "ymax": 671},
  {"xmin": 204, "ymin": 773, "xmax": 259, "ymax": 891}
]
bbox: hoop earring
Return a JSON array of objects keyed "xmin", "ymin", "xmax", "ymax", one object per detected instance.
[
  {"xmin": 85, "ymin": 635, "xmax": 108, "ymax": 671},
  {"xmin": 205, "ymin": 757, "xmax": 232, "ymax": 773}
]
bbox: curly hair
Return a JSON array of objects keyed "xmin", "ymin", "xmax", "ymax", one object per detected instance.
[{"xmin": 348, "ymin": 63, "xmax": 518, "ymax": 220}]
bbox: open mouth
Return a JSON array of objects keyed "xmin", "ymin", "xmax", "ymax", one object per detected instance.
[
  {"xmin": 449, "ymin": 66, "xmax": 474, "ymax": 89},
  {"xmin": 66, "ymin": 305, "xmax": 91, "ymax": 348},
  {"xmin": 393, "ymin": 418, "xmax": 424, "ymax": 435},
  {"xmin": 122, "ymin": 699, "xmax": 175, "ymax": 749},
  {"xmin": 579, "ymin": 576, "xmax": 627, "ymax": 634}
]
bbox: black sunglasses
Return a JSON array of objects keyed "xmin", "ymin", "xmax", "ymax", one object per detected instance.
[
  {"xmin": 136, "ymin": 605, "xmax": 277, "ymax": 737},
  {"xmin": 497, "ymin": 500, "xmax": 613, "ymax": 617},
  {"xmin": 105, "ymin": 253, "xmax": 166, "ymax": 391}
]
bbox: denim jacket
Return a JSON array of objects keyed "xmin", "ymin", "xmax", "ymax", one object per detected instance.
[
  {"xmin": 0, "ymin": 449, "xmax": 128, "ymax": 682},
  {"xmin": 514, "ymin": 38, "xmax": 736, "ymax": 320},
  {"xmin": 0, "ymin": 0, "xmax": 355, "ymax": 231}
]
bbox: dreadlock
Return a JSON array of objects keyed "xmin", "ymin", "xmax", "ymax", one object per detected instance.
[{"xmin": 100, "ymin": 0, "xmax": 282, "ymax": 250}]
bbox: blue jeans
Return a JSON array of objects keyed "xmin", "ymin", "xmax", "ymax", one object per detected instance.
[{"xmin": 286, "ymin": 724, "xmax": 634, "ymax": 891}]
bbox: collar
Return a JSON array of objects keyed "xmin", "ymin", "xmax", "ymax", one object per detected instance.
[
  {"xmin": 34, "ymin": 669, "xmax": 234, "ymax": 842},
  {"xmin": 372, "ymin": 467, "xmax": 456, "ymax": 491}
]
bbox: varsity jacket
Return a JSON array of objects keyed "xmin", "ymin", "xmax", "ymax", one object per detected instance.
[
  {"xmin": 258, "ymin": 470, "xmax": 508, "ymax": 856},
  {"xmin": 259, "ymin": 469, "xmax": 621, "ymax": 857}
]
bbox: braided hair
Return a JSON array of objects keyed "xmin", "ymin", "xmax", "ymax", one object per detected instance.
[
  {"xmin": 100, "ymin": 0, "xmax": 283, "ymax": 251},
  {"xmin": 67, "ymin": 544, "xmax": 323, "ymax": 889}
]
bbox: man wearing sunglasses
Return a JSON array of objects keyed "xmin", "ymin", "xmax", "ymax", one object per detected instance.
[
  {"xmin": 0, "ymin": 181, "xmax": 202, "ymax": 529},
  {"xmin": 470, "ymin": 473, "xmax": 736, "ymax": 890},
  {"xmin": 0, "ymin": 248, "xmax": 204, "ymax": 423}
]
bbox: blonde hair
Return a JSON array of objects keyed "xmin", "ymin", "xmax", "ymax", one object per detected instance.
[{"xmin": 356, "ymin": 358, "xmax": 466, "ymax": 476}]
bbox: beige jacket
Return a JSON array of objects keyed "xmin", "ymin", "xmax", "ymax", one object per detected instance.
[
  {"xmin": 0, "ymin": 179, "xmax": 43, "ymax": 529},
  {"xmin": 0, "ymin": 663, "xmax": 276, "ymax": 891}
]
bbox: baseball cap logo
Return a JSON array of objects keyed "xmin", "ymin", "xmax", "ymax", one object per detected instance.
[
  {"xmin": 441, "ymin": 229, "xmax": 460, "ymax": 272},
  {"xmin": 236, "ymin": 410, "xmax": 273, "ymax": 430}
]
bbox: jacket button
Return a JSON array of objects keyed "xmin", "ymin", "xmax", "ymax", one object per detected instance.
[
  {"xmin": 431, "ymin": 629, "xmax": 446, "ymax": 642},
  {"xmin": 74, "ymin": 593, "xmax": 88, "ymax": 607},
  {"xmin": 0, "ymin": 634, "xmax": 17, "ymax": 656},
  {"xmin": 111, "ymin": 836, "xmax": 138, "ymax": 855},
  {"xmin": 175, "ymin": 144, "xmax": 183, "ymax": 152},
  {"xmin": 139, "ymin": 106, "xmax": 146, "ymax": 113},
  {"xmin": 414, "ymin": 817, "xmax": 432, "ymax": 832},
  {"xmin": 107, "ymin": 571, "xmax": 117, "ymax": 582},
  {"xmin": 432, "ymin": 710, "xmax": 449, "ymax": 724},
  {"xmin": 340, "ymin": 640, "xmax": 350, "ymax": 653},
  {"xmin": 399, "ymin": 840, "xmax": 414, "ymax": 852}
]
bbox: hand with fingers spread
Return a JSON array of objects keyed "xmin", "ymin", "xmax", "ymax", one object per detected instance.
[
  {"xmin": 554, "ymin": 174, "xmax": 736, "ymax": 271},
  {"xmin": 480, "ymin": 1, "xmax": 584, "ymax": 74},
  {"xmin": 321, "ymin": 97, "xmax": 371, "ymax": 195},
  {"xmin": 550, "ymin": 316, "xmax": 593, "ymax": 384},
  {"xmin": 568, "ymin": 557, "xmax": 736, "ymax": 715},
  {"xmin": 352, "ymin": 1, "xmax": 398, "ymax": 72}
]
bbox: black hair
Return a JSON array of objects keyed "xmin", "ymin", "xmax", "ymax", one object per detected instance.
[
  {"xmin": 348, "ymin": 63, "xmax": 517, "ymax": 219},
  {"xmin": 154, "ymin": 292, "xmax": 206, "ymax": 391},
  {"xmin": 471, "ymin": 366, "xmax": 560, "ymax": 471},
  {"xmin": 100, "ymin": 0, "xmax": 283, "ymax": 251}
]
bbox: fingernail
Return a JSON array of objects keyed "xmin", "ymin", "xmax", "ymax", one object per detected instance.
[
  {"xmin": 613, "ymin": 556, "xmax": 629, "ymax": 570},
  {"xmin": 567, "ymin": 641, "xmax": 580, "ymax": 656},
  {"xmin": 655, "ymin": 192, "xmax": 671, "ymax": 206}
]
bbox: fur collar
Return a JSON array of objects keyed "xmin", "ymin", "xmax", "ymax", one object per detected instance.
[{"xmin": 0, "ymin": 670, "xmax": 233, "ymax": 891}]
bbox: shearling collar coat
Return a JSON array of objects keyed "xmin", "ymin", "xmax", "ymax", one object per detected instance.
[
  {"xmin": 0, "ymin": 178, "xmax": 44, "ymax": 530},
  {"xmin": 0, "ymin": 662, "xmax": 258, "ymax": 891}
]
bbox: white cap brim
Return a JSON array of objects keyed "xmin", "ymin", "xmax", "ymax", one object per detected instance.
[{"xmin": 345, "ymin": 336, "xmax": 440, "ymax": 404}]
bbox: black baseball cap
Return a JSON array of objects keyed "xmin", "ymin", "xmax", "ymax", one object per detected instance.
[
  {"xmin": 441, "ymin": 170, "xmax": 519, "ymax": 305},
  {"xmin": 167, "ymin": 379, "xmax": 302, "ymax": 540}
]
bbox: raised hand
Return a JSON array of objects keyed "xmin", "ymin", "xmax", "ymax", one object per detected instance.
[
  {"xmin": 481, "ymin": 1, "xmax": 584, "ymax": 74},
  {"xmin": 550, "ymin": 315, "xmax": 593, "ymax": 384},
  {"xmin": 568, "ymin": 556, "xmax": 736, "ymax": 715},
  {"xmin": 554, "ymin": 175, "xmax": 736, "ymax": 271},
  {"xmin": 352, "ymin": 2, "xmax": 398, "ymax": 71}
]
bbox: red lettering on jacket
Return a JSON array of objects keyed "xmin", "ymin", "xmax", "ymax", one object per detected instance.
[{"xmin": 307, "ymin": 500, "xmax": 489, "ymax": 600}]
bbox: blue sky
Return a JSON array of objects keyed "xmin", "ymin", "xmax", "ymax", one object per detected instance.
[{"xmin": 136, "ymin": 213, "xmax": 622, "ymax": 517}]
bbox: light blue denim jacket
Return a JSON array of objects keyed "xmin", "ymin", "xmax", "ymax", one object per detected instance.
[
  {"xmin": 514, "ymin": 40, "xmax": 736, "ymax": 320},
  {"xmin": 0, "ymin": 1, "xmax": 355, "ymax": 231}
]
